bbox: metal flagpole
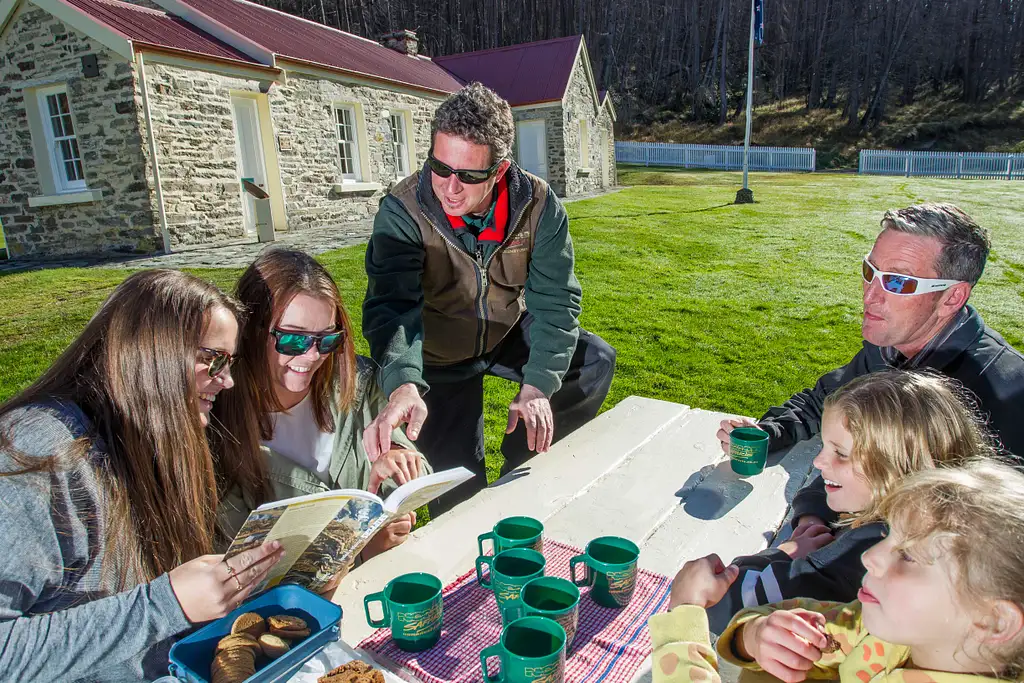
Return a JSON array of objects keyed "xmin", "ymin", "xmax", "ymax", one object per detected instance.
[{"xmin": 737, "ymin": 0, "xmax": 757, "ymax": 203}]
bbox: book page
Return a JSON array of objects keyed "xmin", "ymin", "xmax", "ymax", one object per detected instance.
[
  {"xmin": 249, "ymin": 497, "xmax": 346, "ymax": 590},
  {"xmin": 277, "ymin": 496, "xmax": 388, "ymax": 592},
  {"xmin": 382, "ymin": 467, "xmax": 476, "ymax": 515}
]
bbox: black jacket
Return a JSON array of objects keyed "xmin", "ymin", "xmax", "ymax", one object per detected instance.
[
  {"xmin": 758, "ymin": 305, "xmax": 1024, "ymax": 524},
  {"xmin": 705, "ymin": 522, "xmax": 885, "ymax": 634}
]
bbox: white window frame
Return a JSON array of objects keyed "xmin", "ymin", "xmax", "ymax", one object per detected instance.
[
  {"xmin": 389, "ymin": 110, "xmax": 411, "ymax": 179},
  {"xmin": 334, "ymin": 104, "xmax": 363, "ymax": 182},
  {"xmin": 578, "ymin": 119, "xmax": 590, "ymax": 167},
  {"xmin": 36, "ymin": 84, "xmax": 87, "ymax": 193}
]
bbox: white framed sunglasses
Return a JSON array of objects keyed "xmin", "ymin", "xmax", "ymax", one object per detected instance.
[{"xmin": 862, "ymin": 256, "xmax": 963, "ymax": 296}]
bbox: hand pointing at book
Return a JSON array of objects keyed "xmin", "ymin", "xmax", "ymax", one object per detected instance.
[{"xmin": 368, "ymin": 448, "xmax": 423, "ymax": 495}]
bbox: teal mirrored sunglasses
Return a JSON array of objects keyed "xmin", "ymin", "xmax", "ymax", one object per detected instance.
[{"xmin": 270, "ymin": 328, "xmax": 345, "ymax": 356}]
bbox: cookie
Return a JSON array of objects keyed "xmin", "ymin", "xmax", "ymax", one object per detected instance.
[
  {"xmin": 216, "ymin": 633, "xmax": 261, "ymax": 654},
  {"xmin": 230, "ymin": 612, "xmax": 267, "ymax": 639},
  {"xmin": 318, "ymin": 661, "xmax": 383, "ymax": 683},
  {"xmin": 268, "ymin": 614, "xmax": 311, "ymax": 639},
  {"xmin": 259, "ymin": 632, "xmax": 291, "ymax": 659},
  {"xmin": 211, "ymin": 646, "xmax": 256, "ymax": 683}
]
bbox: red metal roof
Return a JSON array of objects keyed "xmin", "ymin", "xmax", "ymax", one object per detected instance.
[
  {"xmin": 433, "ymin": 36, "xmax": 582, "ymax": 107},
  {"xmin": 61, "ymin": 0, "xmax": 260, "ymax": 64},
  {"xmin": 170, "ymin": 0, "xmax": 463, "ymax": 94}
]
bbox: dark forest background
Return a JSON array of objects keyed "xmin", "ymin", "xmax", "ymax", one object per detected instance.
[{"xmin": 257, "ymin": 0, "xmax": 1024, "ymax": 130}]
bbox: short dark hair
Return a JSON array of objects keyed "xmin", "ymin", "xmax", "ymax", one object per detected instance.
[
  {"xmin": 431, "ymin": 82, "xmax": 515, "ymax": 163},
  {"xmin": 881, "ymin": 203, "xmax": 991, "ymax": 285}
]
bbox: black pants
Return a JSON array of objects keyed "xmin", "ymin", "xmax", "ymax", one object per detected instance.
[{"xmin": 417, "ymin": 315, "xmax": 616, "ymax": 517}]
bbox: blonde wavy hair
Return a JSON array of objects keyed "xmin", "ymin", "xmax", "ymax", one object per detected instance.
[
  {"xmin": 877, "ymin": 460, "xmax": 1024, "ymax": 677},
  {"xmin": 823, "ymin": 370, "xmax": 996, "ymax": 525}
]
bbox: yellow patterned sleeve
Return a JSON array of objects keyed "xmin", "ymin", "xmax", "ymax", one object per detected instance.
[
  {"xmin": 716, "ymin": 599, "xmax": 866, "ymax": 678},
  {"xmin": 648, "ymin": 606, "xmax": 722, "ymax": 683}
]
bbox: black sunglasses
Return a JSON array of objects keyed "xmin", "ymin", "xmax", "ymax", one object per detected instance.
[
  {"xmin": 426, "ymin": 154, "xmax": 503, "ymax": 184},
  {"xmin": 271, "ymin": 328, "xmax": 345, "ymax": 356},
  {"xmin": 198, "ymin": 347, "xmax": 236, "ymax": 378}
]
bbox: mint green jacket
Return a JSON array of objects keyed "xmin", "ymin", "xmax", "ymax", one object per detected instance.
[{"xmin": 218, "ymin": 357, "xmax": 431, "ymax": 543}]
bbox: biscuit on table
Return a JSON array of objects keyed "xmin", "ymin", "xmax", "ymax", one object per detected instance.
[
  {"xmin": 231, "ymin": 612, "xmax": 267, "ymax": 639},
  {"xmin": 318, "ymin": 661, "xmax": 386, "ymax": 683},
  {"xmin": 258, "ymin": 632, "xmax": 291, "ymax": 659}
]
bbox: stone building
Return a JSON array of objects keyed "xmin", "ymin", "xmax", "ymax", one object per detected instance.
[
  {"xmin": 0, "ymin": 0, "xmax": 615, "ymax": 259},
  {"xmin": 435, "ymin": 36, "xmax": 617, "ymax": 198}
]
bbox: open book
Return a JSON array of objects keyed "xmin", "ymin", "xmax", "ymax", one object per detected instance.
[{"xmin": 224, "ymin": 467, "xmax": 475, "ymax": 594}]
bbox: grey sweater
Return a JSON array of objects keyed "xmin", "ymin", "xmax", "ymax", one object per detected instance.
[{"xmin": 0, "ymin": 401, "xmax": 192, "ymax": 682}]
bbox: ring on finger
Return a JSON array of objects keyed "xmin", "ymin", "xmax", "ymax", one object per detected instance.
[{"xmin": 233, "ymin": 573, "xmax": 243, "ymax": 592}]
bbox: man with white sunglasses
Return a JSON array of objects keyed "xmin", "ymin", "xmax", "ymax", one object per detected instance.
[{"xmin": 718, "ymin": 203, "xmax": 1023, "ymax": 546}]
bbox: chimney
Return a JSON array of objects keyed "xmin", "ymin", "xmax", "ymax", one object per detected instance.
[{"xmin": 381, "ymin": 30, "xmax": 419, "ymax": 57}]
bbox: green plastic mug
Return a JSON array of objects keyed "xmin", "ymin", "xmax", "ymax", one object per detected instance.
[
  {"xmin": 480, "ymin": 615, "xmax": 566, "ymax": 683},
  {"xmin": 569, "ymin": 536, "xmax": 640, "ymax": 608},
  {"xmin": 478, "ymin": 516, "xmax": 544, "ymax": 555},
  {"xmin": 501, "ymin": 576, "xmax": 580, "ymax": 646},
  {"xmin": 476, "ymin": 547, "xmax": 546, "ymax": 609},
  {"xmin": 730, "ymin": 426, "xmax": 769, "ymax": 475},
  {"xmin": 364, "ymin": 572, "xmax": 443, "ymax": 652}
]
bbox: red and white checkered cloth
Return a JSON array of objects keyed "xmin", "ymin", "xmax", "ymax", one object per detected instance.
[{"xmin": 358, "ymin": 539, "xmax": 671, "ymax": 682}]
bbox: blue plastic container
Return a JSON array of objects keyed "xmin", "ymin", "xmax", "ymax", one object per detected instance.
[{"xmin": 168, "ymin": 585, "xmax": 342, "ymax": 683}]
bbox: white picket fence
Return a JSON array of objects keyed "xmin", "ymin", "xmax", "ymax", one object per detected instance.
[
  {"xmin": 616, "ymin": 141, "xmax": 816, "ymax": 172},
  {"xmin": 859, "ymin": 150, "xmax": 1024, "ymax": 180}
]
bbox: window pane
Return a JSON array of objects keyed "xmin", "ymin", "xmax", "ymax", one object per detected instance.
[
  {"xmin": 56, "ymin": 93, "xmax": 70, "ymax": 115},
  {"xmin": 338, "ymin": 141, "xmax": 353, "ymax": 175},
  {"xmin": 72, "ymin": 160, "xmax": 84, "ymax": 181},
  {"xmin": 69, "ymin": 138, "xmax": 81, "ymax": 161},
  {"xmin": 49, "ymin": 112, "xmax": 65, "ymax": 138},
  {"xmin": 62, "ymin": 114, "xmax": 75, "ymax": 137},
  {"xmin": 59, "ymin": 139, "xmax": 73, "ymax": 162},
  {"xmin": 336, "ymin": 108, "xmax": 354, "ymax": 142},
  {"xmin": 47, "ymin": 94, "xmax": 59, "ymax": 117}
]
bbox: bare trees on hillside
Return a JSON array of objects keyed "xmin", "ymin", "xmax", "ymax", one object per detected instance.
[{"xmin": 262, "ymin": 0, "xmax": 1024, "ymax": 127}]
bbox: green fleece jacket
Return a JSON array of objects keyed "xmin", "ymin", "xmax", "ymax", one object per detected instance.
[{"xmin": 363, "ymin": 163, "xmax": 583, "ymax": 397}]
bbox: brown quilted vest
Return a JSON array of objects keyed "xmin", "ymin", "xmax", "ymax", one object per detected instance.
[{"xmin": 390, "ymin": 165, "xmax": 549, "ymax": 367}]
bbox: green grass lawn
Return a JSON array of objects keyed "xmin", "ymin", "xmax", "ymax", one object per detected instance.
[{"xmin": 1, "ymin": 171, "xmax": 1022, "ymax": 485}]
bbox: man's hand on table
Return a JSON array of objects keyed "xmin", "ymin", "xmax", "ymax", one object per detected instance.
[
  {"xmin": 506, "ymin": 384, "xmax": 554, "ymax": 453},
  {"xmin": 363, "ymin": 383, "xmax": 428, "ymax": 462},
  {"xmin": 667, "ymin": 554, "xmax": 740, "ymax": 610},
  {"xmin": 716, "ymin": 417, "xmax": 761, "ymax": 455},
  {"xmin": 362, "ymin": 512, "xmax": 417, "ymax": 560}
]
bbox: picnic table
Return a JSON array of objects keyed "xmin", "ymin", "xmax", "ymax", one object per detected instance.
[{"xmin": 322, "ymin": 396, "xmax": 820, "ymax": 682}]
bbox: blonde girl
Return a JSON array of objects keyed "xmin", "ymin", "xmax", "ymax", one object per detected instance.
[
  {"xmin": 697, "ymin": 369, "xmax": 995, "ymax": 633},
  {"xmin": 658, "ymin": 459, "xmax": 1024, "ymax": 683}
]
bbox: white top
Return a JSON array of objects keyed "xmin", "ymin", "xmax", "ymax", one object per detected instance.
[{"xmin": 263, "ymin": 394, "xmax": 335, "ymax": 484}]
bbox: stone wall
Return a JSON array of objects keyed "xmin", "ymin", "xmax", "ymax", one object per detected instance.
[
  {"xmin": 0, "ymin": 7, "xmax": 158, "ymax": 259},
  {"xmin": 267, "ymin": 73, "xmax": 440, "ymax": 231},
  {"xmin": 561, "ymin": 58, "xmax": 610, "ymax": 197},
  {"xmin": 598, "ymin": 102, "xmax": 617, "ymax": 187},
  {"xmin": 141, "ymin": 62, "xmax": 254, "ymax": 247},
  {"xmin": 512, "ymin": 105, "xmax": 565, "ymax": 196},
  {"xmin": 141, "ymin": 63, "xmax": 441, "ymax": 246}
]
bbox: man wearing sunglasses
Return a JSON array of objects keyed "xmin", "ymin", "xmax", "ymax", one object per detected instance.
[
  {"xmin": 362, "ymin": 83, "xmax": 616, "ymax": 515},
  {"xmin": 718, "ymin": 203, "xmax": 1023, "ymax": 546}
]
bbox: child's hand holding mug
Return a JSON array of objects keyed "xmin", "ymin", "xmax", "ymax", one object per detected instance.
[{"xmin": 738, "ymin": 609, "xmax": 828, "ymax": 682}]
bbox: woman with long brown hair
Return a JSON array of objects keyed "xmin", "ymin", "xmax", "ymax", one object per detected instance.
[
  {"xmin": 0, "ymin": 269, "xmax": 282, "ymax": 681},
  {"xmin": 216, "ymin": 248, "xmax": 430, "ymax": 565}
]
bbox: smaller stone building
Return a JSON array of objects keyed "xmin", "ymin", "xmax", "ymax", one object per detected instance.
[
  {"xmin": 0, "ymin": 0, "xmax": 615, "ymax": 260},
  {"xmin": 435, "ymin": 36, "xmax": 617, "ymax": 199}
]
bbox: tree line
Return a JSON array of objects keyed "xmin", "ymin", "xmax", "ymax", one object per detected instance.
[{"xmin": 262, "ymin": 0, "xmax": 1024, "ymax": 128}]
